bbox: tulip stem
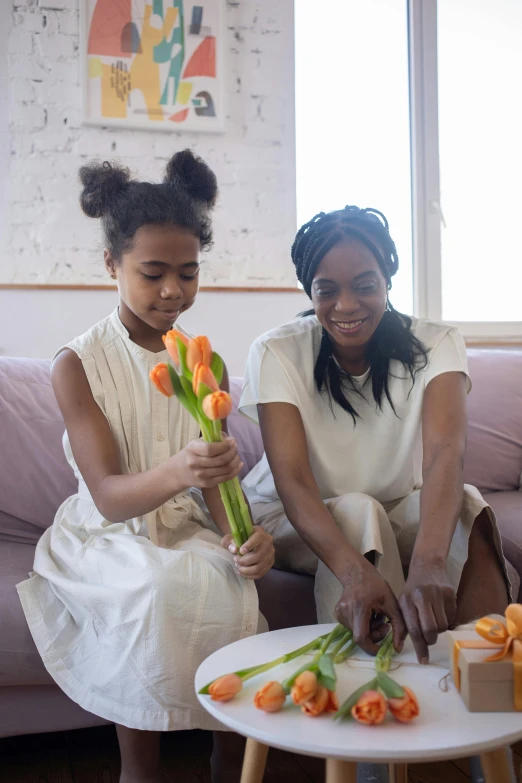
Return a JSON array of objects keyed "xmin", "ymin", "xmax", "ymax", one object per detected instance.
[
  {"xmin": 329, "ymin": 629, "xmax": 352, "ymax": 659},
  {"xmin": 334, "ymin": 640, "xmax": 358, "ymax": 664},
  {"xmin": 231, "ymin": 476, "xmax": 254, "ymax": 538},
  {"xmin": 203, "ymin": 419, "xmax": 248, "ymax": 546},
  {"xmin": 217, "ymin": 484, "xmax": 243, "ymax": 550},
  {"xmin": 226, "ymin": 479, "xmax": 247, "ymax": 542},
  {"xmin": 375, "ymin": 630, "xmax": 394, "ymax": 673},
  {"xmin": 281, "ymin": 625, "xmax": 346, "ymax": 694},
  {"xmin": 198, "ymin": 632, "xmax": 332, "ymax": 694},
  {"xmin": 213, "ymin": 419, "xmax": 253, "ymax": 542},
  {"xmin": 320, "ymin": 623, "xmax": 345, "ymax": 653}
]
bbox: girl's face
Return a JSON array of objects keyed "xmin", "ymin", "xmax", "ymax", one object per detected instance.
[
  {"xmin": 311, "ymin": 237, "xmax": 388, "ymax": 355},
  {"xmin": 106, "ymin": 223, "xmax": 200, "ymax": 340}
]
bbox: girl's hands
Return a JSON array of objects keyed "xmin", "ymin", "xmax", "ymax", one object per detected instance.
[
  {"xmin": 221, "ymin": 527, "xmax": 275, "ymax": 580},
  {"xmin": 174, "ymin": 436, "xmax": 243, "ymax": 489}
]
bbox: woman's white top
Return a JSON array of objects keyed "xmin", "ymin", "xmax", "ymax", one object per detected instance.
[{"xmin": 239, "ymin": 315, "xmax": 470, "ymax": 506}]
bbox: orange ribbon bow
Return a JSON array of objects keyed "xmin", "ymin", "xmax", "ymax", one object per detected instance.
[{"xmin": 453, "ymin": 603, "xmax": 522, "ymax": 710}]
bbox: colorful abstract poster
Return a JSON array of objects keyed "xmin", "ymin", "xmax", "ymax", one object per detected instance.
[{"xmin": 81, "ymin": 0, "xmax": 224, "ymax": 132}]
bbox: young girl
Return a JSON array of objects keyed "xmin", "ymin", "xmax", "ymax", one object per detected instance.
[
  {"xmin": 17, "ymin": 150, "xmax": 274, "ymax": 783},
  {"xmin": 239, "ymin": 205, "xmax": 512, "ymax": 664}
]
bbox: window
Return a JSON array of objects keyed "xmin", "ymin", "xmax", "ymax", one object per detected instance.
[
  {"xmin": 295, "ymin": 0, "xmax": 413, "ymax": 315},
  {"xmin": 438, "ymin": 0, "xmax": 522, "ymax": 324},
  {"xmin": 295, "ymin": 0, "xmax": 522, "ymax": 339}
]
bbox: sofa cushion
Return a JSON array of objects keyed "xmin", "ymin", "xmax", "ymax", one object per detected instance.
[
  {"xmin": 464, "ymin": 349, "xmax": 522, "ymax": 493},
  {"xmin": 0, "ymin": 541, "xmax": 53, "ymax": 687},
  {"xmin": 0, "ymin": 358, "xmax": 76, "ymax": 540},
  {"xmin": 229, "ymin": 376, "xmax": 263, "ymax": 478},
  {"xmin": 0, "ymin": 510, "xmax": 42, "ymax": 546}
]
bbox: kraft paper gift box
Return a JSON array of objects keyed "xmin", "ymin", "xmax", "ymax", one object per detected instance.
[{"xmin": 448, "ymin": 628, "xmax": 515, "ymax": 712}]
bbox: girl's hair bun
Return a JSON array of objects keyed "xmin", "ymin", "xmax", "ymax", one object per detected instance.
[
  {"xmin": 79, "ymin": 160, "xmax": 131, "ymax": 218},
  {"xmin": 164, "ymin": 149, "xmax": 218, "ymax": 208}
]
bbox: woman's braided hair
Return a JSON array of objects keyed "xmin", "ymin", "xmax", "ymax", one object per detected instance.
[{"xmin": 291, "ymin": 205, "xmax": 428, "ymax": 422}]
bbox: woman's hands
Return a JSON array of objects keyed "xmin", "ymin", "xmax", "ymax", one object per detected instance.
[
  {"xmin": 173, "ymin": 436, "xmax": 243, "ymax": 489},
  {"xmin": 398, "ymin": 558, "xmax": 457, "ymax": 663},
  {"xmin": 221, "ymin": 527, "xmax": 275, "ymax": 580},
  {"xmin": 335, "ymin": 556, "xmax": 456, "ymax": 663},
  {"xmin": 335, "ymin": 558, "xmax": 407, "ymax": 656}
]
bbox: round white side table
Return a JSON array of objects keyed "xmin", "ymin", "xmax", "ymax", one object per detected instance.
[{"xmin": 196, "ymin": 624, "xmax": 521, "ymax": 783}]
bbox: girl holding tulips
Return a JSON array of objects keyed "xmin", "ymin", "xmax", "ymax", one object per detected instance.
[
  {"xmin": 17, "ymin": 151, "xmax": 274, "ymax": 783},
  {"xmin": 240, "ymin": 205, "xmax": 513, "ymax": 665}
]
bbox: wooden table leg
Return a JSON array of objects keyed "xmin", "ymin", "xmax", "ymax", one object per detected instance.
[
  {"xmin": 389, "ymin": 763, "xmax": 408, "ymax": 783},
  {"xmin": 240, "ymin": 737, "xmax": 269, "ymax": 783},
  {"xmin": 325, "ymin": 758, "xmax": 357, "ymax": 783},
  {"xmin": 479, "ymin": 746, "xmax": 515, "ymax": 783}
]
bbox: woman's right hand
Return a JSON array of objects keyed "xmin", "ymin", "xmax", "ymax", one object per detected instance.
[
  {"xmin": 334, "ymin": 559, "xmax": 407, "ymax": 657},
  {"xmin": 174, "ymin": 436, "xmax": 243, "ymax": 489}
]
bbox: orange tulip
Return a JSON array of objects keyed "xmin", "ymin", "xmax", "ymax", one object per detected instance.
[
  {"xmin": 291, "ymin": 670, "xmax": 318, "ymax": 706},
  {"xmin": 208, "ymin": 673, "xmax": 243, "ymax": 702},
  {"xmin": 254, "ymin": 681, "xmax": 286, "ymax": 713},
  {"xmin": 351, "ymin": 690, "xmax": 387, "ymax": 725},
  {"xmin": 301, "ymin": 684, "xmax": 328, "ymax": 716},
  {"xmin": 387, "ymin": 686, "xmax": 420, "ymax": 723},
  {"xmin": 150, "ymin": 363, "xmax": 175, "ymax": 397},
  {"xmin": 325, "ymin": 689, "xmax": 339, "ymax": 713},
  {"xmin": 186, "ymin": 335, "xmax": 212, "ymax": 372},
  {"xmin": 162, "ymin": 329, "xmax": 189, "ymax": 366},
  {"xmin": 202, "ymin": 391, "xmax": 233, "ymax": 421},
  {"xmin": 192, "ymin": 362, "xmax": 219, "ymax": 396}
]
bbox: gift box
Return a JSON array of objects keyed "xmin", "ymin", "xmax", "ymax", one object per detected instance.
[
  {"xmin": 448, "ymin": 605, "xmax": 522, "ymax": 713},
  {"xmin": 448, "ymin": 628, "xmax": 515, "ymax": 712}
]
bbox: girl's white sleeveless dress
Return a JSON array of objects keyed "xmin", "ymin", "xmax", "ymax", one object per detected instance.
[{"xmin": 17, "ymin": 309, "xmax": 260, "ymax": 731}]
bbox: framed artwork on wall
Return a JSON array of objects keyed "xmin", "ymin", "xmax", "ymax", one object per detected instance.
[{"xmin": 80, "ymin": 0, "xmax": 225, "ymax": 132}]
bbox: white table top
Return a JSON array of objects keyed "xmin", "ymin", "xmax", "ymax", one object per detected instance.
[{"xmin": 196, "ymin": 623, "xmax": 522, "ymax": 763}]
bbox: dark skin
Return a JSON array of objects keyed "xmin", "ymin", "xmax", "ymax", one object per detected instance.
[
  {"xmin": 258, "ymin": 236, "xmax": 508, "ymax": 664},
  {"xmin": 52, "ymin": 224, "xmax": 274, "ymax": 783}
]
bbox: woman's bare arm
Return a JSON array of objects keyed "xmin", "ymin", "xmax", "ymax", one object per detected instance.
[{"xmin": 258, "ymin": 401, "xmax": 406, "ymax": 652}]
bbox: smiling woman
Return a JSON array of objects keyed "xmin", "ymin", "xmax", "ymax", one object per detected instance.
[{"xmin": 239, "ymin": 203, "xmax": 511, "ymax": 670}]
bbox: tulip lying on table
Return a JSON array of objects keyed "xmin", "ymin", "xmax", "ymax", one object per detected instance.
[
  {"xmin": 150, "ymin": 330, "xmax": 253, "ymax": 549},
  {"xmin": 199, "ymin": 624, "xmax": 348, "ymax": 702}
]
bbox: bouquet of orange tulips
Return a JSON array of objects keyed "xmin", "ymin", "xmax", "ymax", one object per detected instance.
[{"xmin": 150, "ymin": 330, "xmax": 253, "ymax": 549}]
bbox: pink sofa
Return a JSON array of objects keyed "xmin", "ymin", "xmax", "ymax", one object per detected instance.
[{"xmin": 1, "ymin": 350, "xmax": 521, "ymax": 739}]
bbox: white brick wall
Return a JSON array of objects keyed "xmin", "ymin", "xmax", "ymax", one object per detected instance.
[{"xmin": 3, "ymin": 0, "xmax": 297, "ymax": 287}]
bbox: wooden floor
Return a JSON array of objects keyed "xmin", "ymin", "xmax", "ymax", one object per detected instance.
[{"xmin": 0, "ymin": 726, "xmax": 521, "ymax": 782}]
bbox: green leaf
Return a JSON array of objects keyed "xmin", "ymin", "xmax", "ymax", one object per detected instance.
[
  {"xmin": 167, "ymin": 364, "xmax": 187, "ymax": 403},
  {"xmin": 179, "ymin": 375, "xmax": 199, "ymax": 418},
  {"xmin": 197, "ymin": 381, "xmax": 214, "ymax": 413},
  {"xmin": 317, "ymin": 654, "xmax": 336, "ymax": 692},
  {"xmin": 177, "ymin": 337, "xmax": 192, "ymax": 381},
  {"xmin": 211, "ymin": 351, "xmax": 224, "ymax": 385},
  {"xmin": 377, "ymin": 672, "xmax": 405, "ymax": 699}
]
